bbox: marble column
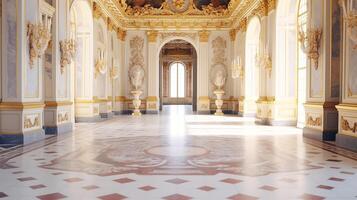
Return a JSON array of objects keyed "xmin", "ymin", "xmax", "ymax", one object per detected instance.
[
  {"xmin": 197, "ymin": 31, "xmax": 210, "ymax": 114},
  {"xmin": 43, "ymin": 0, "xmax": 73, "ymax": 135},
  {"xmin": 303, "ymin": 0, "xmax": 339, "ymax": 141},
  {"xmin": 230, "ymin": 28, "xmax": 239, "ymax": 114},
  {"xmin": 335, "ymin": 0, "xmax": 357, "ymax": 151},
  {"xmin": 146, "ymin": 30, "xmax": 159, "ymax": 114},
  {"xmin": 0, "ymin": 0, "xmax": 45, "ymax": 145}
]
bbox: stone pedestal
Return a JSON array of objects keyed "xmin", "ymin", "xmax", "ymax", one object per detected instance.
[
  {"xmin": 214, "ymin": 90, "xmax": 225, "ymax": 116},
  {"xmin": 131, "ymin": 90, "xmax": 142, "ymax": 116}
]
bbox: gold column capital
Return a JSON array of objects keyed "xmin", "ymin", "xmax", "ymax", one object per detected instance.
[
  {"xmin": 117, "ymin": 28, "xmax": 126, "ymax": 41},
  {"xmin": 237, "ymin": 18, "xmax": 247, "ymax": 32},
  {"xmin": 229, "ymin": 29, "xmax": 237, "ymax": 41},
  {"xmin": 198, "ymin": 30, "xmax": 210, "ymax": 42},
  {"xmin": 147, "ymin": 30, "xmax": 159, "ymax": 43}
]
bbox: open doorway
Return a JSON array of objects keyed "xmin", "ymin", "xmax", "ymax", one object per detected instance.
[{"xmin": 159, "ymin": 39, "xmax": 197, "ymax": 112}]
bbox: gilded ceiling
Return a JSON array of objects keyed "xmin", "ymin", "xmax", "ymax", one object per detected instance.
[{"xmin": 95, "ymin": 0, "xmax": 276, "ymax": 30}]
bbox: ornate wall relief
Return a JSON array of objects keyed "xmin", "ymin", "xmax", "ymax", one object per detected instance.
[
  {"xmin": 24, "ymin": 114, "xmax": 41, "ymax": 129},
  {"xmin": 129, "ymin": 36, "xmax": 145, "ymax": 90},
  {"xmin": 60, "ymin": 39, "xmax": 76, "ymax": 74}
]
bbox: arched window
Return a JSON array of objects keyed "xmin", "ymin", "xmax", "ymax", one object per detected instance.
[
  {"xmin": 170, "ymin": 62, "xmax": 185, "ymax": 98},
  {"xmin": 297, "ymin": 0, "xmax": 307, "ymax": 127}
]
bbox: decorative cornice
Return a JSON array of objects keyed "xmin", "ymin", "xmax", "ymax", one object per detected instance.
[
  {"xmin": 198, "ymin": 30, "xmax": 210, "ymax": 42},
  {"xmin": 237, "ymin": 18, "xmax": 247, "ymax": 32},
  {"xmin": 147, "ymin": 30, "xmax": 159, "ymax": 43}
]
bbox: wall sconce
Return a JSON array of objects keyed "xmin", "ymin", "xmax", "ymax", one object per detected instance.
[
  {"xmin": 339, "ymin": 0, "xmax": 357, "ymax": 49},
  {"xmin": 95, "ymin": 49, "xmax": 106, "ymax": 78},
  {"xmin": 59, "ymin": 39, "xmax": 76, "ymax": 74},
  {"xmin": 27, "ymin": 21, "xmax": 52, "ymax": 66},
  {"xmin": 298, "ymin": 25, "xmax": 322, "ymax": 70},
  {"xmin": 256, "ymin": 45, "xmax": 272, "ymax": 77},
  {"xmin": 231, "ymin": 56, "xmax": 244, "ymax": 79}
]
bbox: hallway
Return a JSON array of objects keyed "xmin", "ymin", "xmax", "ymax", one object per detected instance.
[{"xmin": 0, "ymin": 107, "xmax": 357, "ymax": 200}]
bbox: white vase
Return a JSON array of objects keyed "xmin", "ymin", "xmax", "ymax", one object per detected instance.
[
  {"xmin": 214, "ymin": 89, "xmax": 225, "ymax": 116},
  {"xmin": 131, "ymin": 90, "xmax": 142, "ymax": 116}
]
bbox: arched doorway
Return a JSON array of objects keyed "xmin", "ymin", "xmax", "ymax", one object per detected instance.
[
  {"xmin": 275, "ymin": 0, "xmax": 301, "ymax": 126},
  {"xmin": 245, "ymin": 17, "xmax": 261, "ymax": 115},
  {"xmin": 159, "ymin": 39, "xmax": 197, "ymax": 112},
  {"xmin": 70, "ymin": 0, "xmax": 94, "ymax": 122}
]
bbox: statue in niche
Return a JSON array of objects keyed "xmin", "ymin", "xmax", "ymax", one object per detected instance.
[
  {"xmin": 129, "ymin": 64, "xmax": 145, "ymax": 90},
  {"xmin": 210, "ymin": 63, "xmax": 227, "ymax": 90}
]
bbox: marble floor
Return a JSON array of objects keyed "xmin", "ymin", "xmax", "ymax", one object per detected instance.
[{"xmin": 1, "ymin": 105, "xmax": 357, "ymax": 200}]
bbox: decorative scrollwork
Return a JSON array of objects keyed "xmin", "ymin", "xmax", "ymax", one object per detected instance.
[
  {"xmin": 256, "ymin": 45, "xmax": 272, "ymax": 77},
  {"xmin": 59, "ymin": 39, "xmax": 76, "ymax": 74},
  {"xmin": 341, "ymin": 117, "xmax": 357, "ymax": 133},
  {"xmin": 298, "ymin": 26, "xmax": 322, "ymax": 70},
  {"xmin": 231, "ymin": 56, "xmax": 244, "ymax": 79},
  {"xmin": 27, "ymin": 22, "xmax": 52, "ymax": 66}
]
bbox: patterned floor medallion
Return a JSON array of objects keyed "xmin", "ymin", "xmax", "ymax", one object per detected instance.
[{"xmin": 41, "ymin": 136, "xmax": 320, "ymax": 176}]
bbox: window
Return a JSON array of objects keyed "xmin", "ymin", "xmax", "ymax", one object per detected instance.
[
  {"xmin": 297, "ymin": 0, "xmax": 307, "ymax": 128},
  {"xmin": 170, "ymin": 62, "xmax": 185, "ymax": 98}
]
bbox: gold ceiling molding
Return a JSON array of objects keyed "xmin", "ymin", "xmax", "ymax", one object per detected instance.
[
  {"xmin": 160, "ymin": 32, "xmax": 197, "ymax": 40},
  {"xmin": 94, "ymin": 0, "xmax": 277, "ymax": 29},
  {"xmin": 147, "ymin": 30, "xmax": 159, "ymax": 42},
  {"xmin": 198, "ymin": 30, "xmax": 210, "ymax": 42}
]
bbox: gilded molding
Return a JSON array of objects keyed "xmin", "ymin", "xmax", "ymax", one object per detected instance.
[
  {"xmin": 0, "ymin": 102, "xmax": 45, "ymax": 110},
  {"xmin": 107, "ymin": 18, "xmax": 115, "ymax": 31},
  {"xmin": 146, "ymin": 96, "xmax": 158, "ymax": 101},
  {"xmin": 160, "ymin": 32, "xmax": 197, "ymax": 40},
  {"xmin": 147, "ymin": 30, "xmax": 159, "ymax": 43},
  {"xmin": 198, "ymin": 31, "xmax": 210, "ymax": 42},
  {"xmin": 45, "ymin": 101, "xmax": 73, "ymax": 107}
]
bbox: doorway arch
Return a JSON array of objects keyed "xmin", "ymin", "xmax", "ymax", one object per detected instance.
[
  {"xmin": 70, "ymin": 0, "xmax": 94, "ymax": 122},
  {"xmin": 158, "ymin": 39, "xmax": 198, "ymax": 111},
  {"xmin": 245, "ymin": 16, "xmax": 261, "ymax": 115}
]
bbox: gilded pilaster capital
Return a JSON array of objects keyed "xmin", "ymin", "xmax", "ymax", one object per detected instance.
[
  {"xmin": 229, "ymin": 29, "xmax": 237, "ymax": 41},
  {"xmin": 198, "ymin": 30, "xmax": 210, "ymax": 42},
  {"xmin": 107, "ymin": 18, "xmax": 114, "ymax": 32},
  {"xmin": 237, "ymin": 18, "xmax": 247, "ymax": 32},
  {"xmin": 147, "ymin": 30, "xmax": 159, "ymax": 43},
  {"xmin": 117, "ymin": 28, "xmax": 126, "ymax": 41}
]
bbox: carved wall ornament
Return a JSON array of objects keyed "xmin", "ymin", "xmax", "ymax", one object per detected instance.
[
  {"xmin": 58, "ymin": 112, "xmax": 69, "ymax": 123},
  {"xmin": 237, "ymin": 18, "xmax": 248, "ymax": 32},
  {"xmin": 27, "ymin": 22, "xmax": 52, "ymax": 66},
  {"xmin": 339, "ymin": 0, "xmax": 357, "ymax": 49},
  {"xmin": 93, "ymin": 2, "xmax": 106, "ymax": 20},
  {"xmin": 306, "ymin": 116, "xmax": 322, "ymax": 127},
  {"xmin": 298, "ymin": 26, "xmax": 322, "ymax": 70},
  {"xmin": 110, "ymin": 66, "xmax": 119, "ymax": 79},
  {"xmin": 59, "ymin": 39, "xmax": 76, "ymax": 74},
  {"xmin": 24, "ymin": 115, "xmax": 40, "ymax": 129},
  {"xmin": 341, "ymin": 117, "xmax": 357, "ymax": 133},
  {"xmin": 95, "ymin": 49, "xmax": 106, "ymax": 78}
]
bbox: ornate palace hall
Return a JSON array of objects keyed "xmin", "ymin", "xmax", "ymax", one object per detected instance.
[
  {"xmin": 1, "ymin": 0, "xmax": 357, "ymax": 199},
  {"xmin": 0, "ymin": 105, "xmax": 357, "ymax": 199}
]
